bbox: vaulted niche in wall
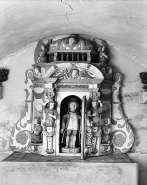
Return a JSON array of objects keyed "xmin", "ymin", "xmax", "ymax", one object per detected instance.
[{"xmin": 10, "ymin": 34, "xmax": 134, "ymax": 158}]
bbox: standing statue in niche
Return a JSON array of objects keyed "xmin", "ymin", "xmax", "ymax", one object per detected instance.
[
  {"xmin": 87, "ymin": 98, "xmax": 103, "ymax": 154},
  {"xmin": 100, "ymin": 118, "xmax": 112, "ymax": 155},
  {"xmin": 101, "ymin": 118, "xmax": 111, "ymax": 144},
  {"xmin": 43, "ymin": 100, "xmax": 57, "ymax": 154},
  {"xmin": 61, "ymin": 98, "xmax": 81, "ymax": 152}
]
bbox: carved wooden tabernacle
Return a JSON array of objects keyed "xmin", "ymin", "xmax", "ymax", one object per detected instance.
[{"xmin": 10, "ymin": 34, "xmax": 134, "ymax": 159}]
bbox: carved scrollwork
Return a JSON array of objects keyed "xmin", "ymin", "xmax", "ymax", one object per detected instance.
[
  {"xmin": 34, "ymin": 39, "xmax": 51, "ymax": 64},
  {"xmin": 95, "ymin": 38, "xmax": 109, "ymax": 64},
  {"xmin": 101, "ymin": 67, "xmax": 112, "ymax": 80}
]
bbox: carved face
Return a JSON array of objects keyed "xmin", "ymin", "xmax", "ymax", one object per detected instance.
[
  {"xmin": 71, "ymin": 69, "xmax": 79, "ymax": 77},
  {"xmin": 69, "ymin": 102, "xmax": 77, "ymax": 112},
  {"xmin": 34, "ymin": 68, "xmax": 39, "ymax": 74},
  {"xmin": 49, "ymin": 102, "xmax": 55, "ymax": 109},
  {"xmin": 92, "ymin": 101, "xmax": 97, "ymax": 108},
  {"xmin": 69, "ymin": 38, "xmax": 75, "ymax": 45},
  {"xmin": 108, "ymin": 68, "xmax": 112, "ymax": 74},
  {"xmin": 28, "ymin": 71, "xmax": 33, "ymax": 80},
  {"xmin": 102, "ymin": 125, "xmax": 110, "ymax": 135}
]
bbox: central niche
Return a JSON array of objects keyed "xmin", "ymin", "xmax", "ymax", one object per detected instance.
[{"xmin": 60, "ymin": 95, "xmax": 82, "ymax": 153}]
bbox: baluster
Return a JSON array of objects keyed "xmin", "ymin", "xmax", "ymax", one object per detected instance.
[
  {"xmin": 77, "ymin": 53, "xmax": 79, "ymax": 61},
  {"xmin": 48, "ymin": 54, "xmax": 50, "ymax": 62},
  {"xmin": 61, "ymin": 53, "xmax": 63, "ymax": 61},
  {"xmin": 54, "ymin": 52, "xmax": 58, "ymax": 61},
  {"xmin": 51, "ymin": 54, "xmax": 54, "ymax": 62},
  {"xmin": 66, "ymin": 53, "xmax": 69, "ymax": 61},
  {"xmin": 87, "ymin": 51, "xmax": 91, "ymax": 62},
  {"xmin": 50, "ymin": 54, "xmax": 53, "ymax": 62},
  {"xmin": 72, "ymin": 53, "xmax": 74, "ymax": 61},
  {"xmin": 82, "ymin": 53, "xmax": 84, "ymax": 61}
]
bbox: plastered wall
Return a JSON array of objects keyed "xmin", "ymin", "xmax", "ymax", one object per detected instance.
[
  {"xmin": 0, "ymin": 41, "xmax": 147, "ymax": 185},
  {"xmin": 0, "ymin": 43, "xmax": 35, "ymax": 153}
]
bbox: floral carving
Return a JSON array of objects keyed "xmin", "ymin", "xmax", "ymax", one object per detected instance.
[
  {"xmin": 113, "ymin": 133, "xmax": 126, "ymax": 147},
  {"xmin": 16, "ymin": 131, "xmax": 28, "ymax": 145}
]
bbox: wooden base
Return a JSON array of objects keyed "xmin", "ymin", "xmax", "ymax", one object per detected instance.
[
  {"xmin": 45, "ymin": 149, "xmax": 54, "ymax": 154},
  {"xmin": 61, "ymin": 147, "xmax": 80, "ymax": 153}
]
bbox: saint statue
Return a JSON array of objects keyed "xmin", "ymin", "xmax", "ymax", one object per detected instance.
[
  {"xmin": 61, "ymin": 98, "xmax": 81, "ymax": 150},
  {"xmin": 43, "ymin": 100, "xmax": 57, "ymax": 154},
  {"xmin": 87, "ymin": 98, "xmax": 103, "ymax": 153},
  {"xmin": 31, "ymin": 117, "xmax": 43, "ymax": 144},
  {"xmin": 87, "ymin": 99, "xmax": 103, "ymax": 126},
  {"xmin": 101, "ymin": 118, "xmax": 111, "ymax": 144}
]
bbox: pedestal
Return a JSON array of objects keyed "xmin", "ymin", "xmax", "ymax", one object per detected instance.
[
  {"xmin": 1, "ymin": 152, "xmax": 138, "ymax": 185},
  {"xmin": 61, "ymin": 147, "xmax": 80, "ymax": 153}
]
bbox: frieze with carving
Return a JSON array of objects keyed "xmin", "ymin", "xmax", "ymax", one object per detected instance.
[{"xmin": 32, "ymin": 63, "xmax": 104, "ymax": 81}]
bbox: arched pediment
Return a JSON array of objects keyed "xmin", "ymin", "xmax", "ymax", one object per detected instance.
[{"xmin": 45, "ymin": 63, "xmax": 104, "ymax": 81}]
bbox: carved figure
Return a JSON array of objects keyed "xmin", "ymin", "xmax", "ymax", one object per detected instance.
[
  {"xmin": 34, "ymin": 39, "xmax": 49, "ymax": 64},
  {"xmin": 87, "ymin": 98, "xmax": 103, "ymax": 153},
  {"xmin": 101, "ymin": 67, "xmax": 112, "ymax": 80},
  {"xmin": 34, "ymin": 67, "xmax": 41, "ymax": 79},
  {"xmin": 61, "ymin": 98, "xmax": 81, "ymax": 149},
  {"xmin": 69, "ymin": 68, "xmax": 80, "ymax": 79},
  {"xmin": 101, "ymin": 118, "xmax": 111, "ymax": 144},
  {"xmin": 87, "ymin": 99, "xmax": 103, "ymax": 126},
  {"xmin": 95, "ymin": 39, "xmax": 109, "ymax": 64},
  {"xmin": 41, "ymin": 67, "xmax": 48, "ymax": 79},
  {"xmin": 51, "ymin": 69, "xmax": 66, "ymax": 79},
  {"xmin": 99, "ymin": 46, "xmax": 108, "ymax": 64},
  {"xmin": 31, "ymin": 118, "xmax": 43, "ymax": 144},
  {"xmin": 61, "ymin": 37, "xmax": 81, "ymax": 50},
  {"xmin": 43, "ymin": 100, "xmax": 57, "ymax": 154}
]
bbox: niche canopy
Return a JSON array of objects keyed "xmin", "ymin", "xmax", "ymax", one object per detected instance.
[{"xmin": 10, "ymin": 34, "xmax": 134, "ymax": 158}]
